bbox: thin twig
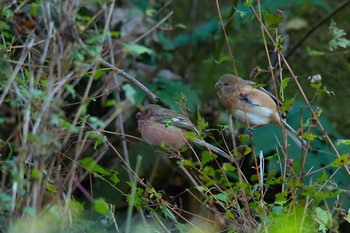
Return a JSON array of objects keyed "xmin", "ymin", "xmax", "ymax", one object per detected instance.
[{"xmin": 99, "ymin": 60, "xmax": 159, "ymax": 102}]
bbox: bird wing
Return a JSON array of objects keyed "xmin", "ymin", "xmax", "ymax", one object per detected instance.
[
  {"xmin": 244, "ymin": 79, "xmax": 284, "ymax": 107},
  {"xmin": 168, "ymin": 116, "xmax": 196, "ymax": 131},
  {"xmin": 152, "ymin": 109, "xmax": 196, "ymax": 132},
  {"xmin": 257, "ymin": 86, "xmax": 284, "ymax": 107}
]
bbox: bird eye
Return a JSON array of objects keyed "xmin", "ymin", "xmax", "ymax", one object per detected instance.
[{"xmin": 224, "ymin": 82, "xmax": 229, "ymax": 86}]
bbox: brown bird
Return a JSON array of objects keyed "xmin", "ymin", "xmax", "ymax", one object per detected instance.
[
  {"xmin": 215, "ymin": 74, "xmax": 306, "ymax": 148},
  {"xmin": 137, "ymin": 104, "xmax": 235, "ymax": 162}
]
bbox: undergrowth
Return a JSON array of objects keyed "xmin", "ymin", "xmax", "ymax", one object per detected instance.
[{"xmin": 0, "ymin": 0, "xmax": 350, "ymax": 233}]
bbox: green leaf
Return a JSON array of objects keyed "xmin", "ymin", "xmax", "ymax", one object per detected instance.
[
  {"xmin": 329, "ymin": 21, "xmax": 350, "ymax": 51},
  {"xmin": 46, "ymin": 183, "xmax": 57, "ymax": 193},
  {"xmin": 201, "ymin": 151, "xmax": 217, "ymax": 166},
  {"xmin": 194, "ymin": 185, "xmax": 207, "ymax": 192},
  {"xmin": 238, "ymin": 134, "xmax": 250, "ymax": 142},
  {"xmin": 31, "ymin": 169, "xmax": 42, "ymax": 179},
  {"xmin": 146, "ymin": 187, "xmax": 162, "ymax": 199},
  {"xmin": 88, "ymin": 116, "xmax": 105, "ymax": 128},
  {"xmin": 65, "ymin": 84, "xmax": 76, "ymax": 99},
  {"xmin": 222, "ymin": 163, "xmax": 236, "ymax": 173},
  {"xmin": 214, "ymin": 193, "xmax": 229, "ymax": 205},
  {"xmin": 80, "ymin": 157, "xmax": 110, "ymax": 175},
  {"xmin": 181, "ymin": 159, "xmax": 196, "ymax": 167},
  {"xmin": 281, "ymin": 95, "xmax": 296, "ymax": 113},
  {"xmin": 225, "ymin": 211, "xmax": 235, "ymax": 219},
  {"xmin": 252, "ymin": 83, "xmax": 266, "ymax": 89},
  {"xmin": 176, "ymin": 23, "xmax": 187, "ymax": 29},
  {"xmin": 184, "ymin": 131, "xmax": 196, "ymax": 141},
  {"xmin": 104, "ymin": 99, "xmax": 115, "ymax": 107},
  {"xmin": 110, "ymin": 171, "xmax": 120, "ymax": 185},
  {"xmin": 94, "ymin": 198, "xmax": 110, "ymax": 215},
  {"xmin": 196, "ymin": 111, "xmax": 208, "ymax": 132},
  {"xmin": 263, "ymin": 11, "xmax": 283, "ymax": 28},
  {"xmin": 202, "ymin": 166, "xmax": 216, "ymax": 177},
  {"xmin": 303, "ymin": 133, "xmax": 317, "ymax": 141},
  {"xmin": 280, "ymin": 77, "xmax": 290, "ymax": 91},
  {"xmin": 316, "ymin": 170, "xmax": 328, "ymax": 183},
  {"xmin": 330, "ymin": 154, "xmax": 350, "ymax": 167},
  {"xmin": 307, "ymin": 47, "xmax": 325, "ymax": 56},
  {"xmin": 244, "ymin": 0, "xmax": 253, "ymax": 7},
  {"xmin": 275, "ymin": 190, "xmax": 288, "ymax": 205},
  {"xmin": 215, "ymin": 55, "xmax": 230, "ymax": 64},
  {"xmin": 336, "ymin": 139, "xmax": 350, "ymax": 145},
  {"xmin": 310, "ymin": 82, "xmax": 322, "ymax": 89},
  {"xmin": 123, "ymin": 83, "xmax": 137, "ymax": 104},
  {"xmin": 315, "ymin": 207, "xmax": 330, "ymax": 233},
  {"xmin": 123, "ymin": 43, "xmax": 154, "ymax": 56}
]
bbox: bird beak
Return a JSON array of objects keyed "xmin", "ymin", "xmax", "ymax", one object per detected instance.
[
  {"xmin": 136, "ymin": 112, "xmax": 141, "ymax": 119},
  {"xmin": 214, "ymin": 82, "xmax": 219, "ymax": 90}
]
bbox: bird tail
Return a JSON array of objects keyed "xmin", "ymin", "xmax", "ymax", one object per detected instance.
[
  {"xmin": 282, "ymin": 121, "xmax": 308, "ymax": 149},
  {"xmin": 193, "ymin": 138, "xmax": 235, "ymax": 163}
]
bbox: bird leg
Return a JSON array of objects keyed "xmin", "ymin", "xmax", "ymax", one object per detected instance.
[{"xmin": 246, "ymin": 126, "xmax": 255, "ymax": 136}]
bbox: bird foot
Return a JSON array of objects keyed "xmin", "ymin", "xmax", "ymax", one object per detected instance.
[{"xmin": 246, "ymin": 127, "xmax": 255, "ymax": 136}]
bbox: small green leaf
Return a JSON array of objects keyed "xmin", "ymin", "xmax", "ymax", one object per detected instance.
[
  {"xmin": 316, "ymin": 170, "xmax": 328, "ymax": 183},
  {"xmin": 263, "ymin": 11, "xmax": 283, "ymax": 28},
  {"xmin": 280, "ymin": 77, "xmax": 290, "ymax": 91},
  {"xmin": 238, "ymin": 134, "xmax": 250, "ymax": 142},
  {"xmin": 241, "ymin": 146, "xmax": 252, "ymax": 156},
  {"xmin": 329, "ymin": 21, "xmax": 350, "ymax": 51},
  {"xmin": 244, "ymin": 0, "xmax": 253, "ymax": 7},
  {"xmin": 31, "ymin": 169, "xmax": 42, "ymax": 179},
  {"xmin": 281, "ymin": 95, "xmax": 296, "ymax": 113},
  {"xmin": 310, "ymin": 82, "xmax": 322, "ymax": 89},
  {"xmin": 336, "ymin": 139, "xmax": 350, "ymax": 145},
  {"xmin": 214, "ymin": 193, "xmax": 229, "ymax": 205},
  {"xmin": 65, "ymin": 84, "xmax": 76, "ymax": 99},
  {"xmin": 252, "ymin": 83, "xmax": 265, "ymax": 89},
  {"xmin": 201, "ymin": 151, "xmax": 217, "ymax": 166},
  {"xmin": 80, "ymin": 157, "xmax": 110, "ymax": 175},
  {"xmin": 215, "ymin": 55, "xmax": 230, "ymax": 64},
  {"xmin": 104, "ymin": 99, "xmax": 115, "ymax": 107},
  {"xmin": 94, "ymin": 198, "xmax": 110, "ymax": 215},
  {"xmin": 223, "ymin": 163, "xmax": 236, "ymax": 173},
  {"xmin": 88, "ymin": 116, "xmax": 105, "ymax": 128},
  {"xmin": 123, "ymin": 43, "xmax": 154, "ymax": 56},
  {"xmin": 184, "ymin": 131, "xmax": 196, "ymax": 141},
  {"xmin": 202, "ymin": 166, "xmax": 216, "ymax": 177},
  {"xmin": 195, "ymin": 186, "xmax": 207, "ymax": 192},
  {"xmin": 196, "ymin": 111, "xmax": 208, "ymax": 132},
  {"xmin": 46, "ymin": 183, "xmax": 57, "ymax": 193},
  {"xmin": 181, "ymin": 159, "xmax": 196, "ymax": 167},
  {"xmin": 315, "ymin": 207, "xmax": 330, "ymax": 233},
  {"xmin": 123, "ymin": 83, "xmax": 137, "ymax": 104},
  {"xmin": 275, "ymin": 191, "xmax": 288, "ymax": 205},
  {"xmin": 146, "ymin": 187, "xmax": 162, "ymax": 199},
  {"xmin": 303, "ymin": 133, "xmax": 318, "ymax": 141},
  {"xmin": 307, "ymin": 47, "xmax": 325, "ymax": 57},
  {"xmin": 176, "ymin": 23, "xmax": 187, "ymax": 29},
  {"xmin": 110, "ymin": 171, "xmax": 120, "ymax": 185},
  {"xmin": 330, "ymin": 154, "xmax": 350, "ymax": 167}
]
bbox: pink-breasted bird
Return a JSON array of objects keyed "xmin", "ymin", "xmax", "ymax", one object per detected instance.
[{"xmin": 137, "ymin": 104, "xmax": 235, "ymax": 162}]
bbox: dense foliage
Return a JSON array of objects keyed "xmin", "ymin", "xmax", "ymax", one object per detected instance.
[{"xmin": 0, "ymin": 0, "xmax": 350, "ymax": 232}]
